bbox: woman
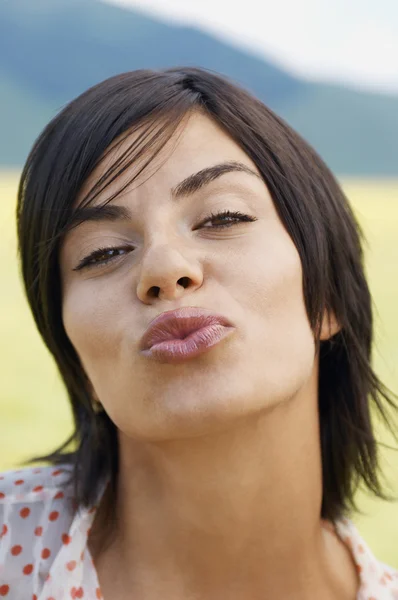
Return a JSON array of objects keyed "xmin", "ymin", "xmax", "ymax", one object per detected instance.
[{"xmin": 0, "ymin": 67, "xmax": 397, "ymax": 599}]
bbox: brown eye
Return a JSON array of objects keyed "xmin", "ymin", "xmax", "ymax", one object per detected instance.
[
  {"xmin": 199, "ymin": 210, "xmax": 257, "ymax": 229},
  {"xmin": 73, "ymin": 245, "xmax": 133, "ymax": 271},
  {"xmin": 92, "ymin": 248, "xmax": 120, "ymax": 263}
]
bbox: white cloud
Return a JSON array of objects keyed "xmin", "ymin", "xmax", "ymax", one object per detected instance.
[{"xmin": 104, "ymin": 0, "xmax": 398, "ymax": 93}]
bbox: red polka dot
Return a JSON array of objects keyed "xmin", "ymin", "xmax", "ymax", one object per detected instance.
[
  {"xmin": 20, "ymin": 507, "xmax": 30, "ymax": 519},
  {"xmin": 14, "ymin": 480, "xmax": 24, "ymax": 486},
  {"xmin": 66, "ymin": 560, "xmax": 77, "ymax": 571},
  {"xmin": 62, "ymin": 533, "xmax": 72, "ymax": 545},
  {"xmin": 80, "ymin": 550, "xmax": 85, "ymax": 561},
  {"xmin": 49, "ymin": 511, "xmax": 59, "ymax": 521},
  {"xmin": 11, "ymin": 545, "xmax": 22, "ymax": 556},
  {"xmin": 54, "ymin": 491, "xmax": 64, "ymax": 500},
  {"xmin": 45, "ymin": 574, "xmax": 51, "ymax": 582},
  {"xmin": 0, "ymin": 585, "xmax": 9, "ymax": 596},
  {"xmin": 34, "ymin": 526, "xmax": 43, "ymax": 536},
  {"xmin": 95, "ymin": 589, "xmax": 102, "ymax": 599},
  {"xmin": 70, "ymin": 587, "xmax": 84, "ymax": 599},
  {"xmin": 47, "ymin": 597, "xmax": 55, "ymax": 600},
  {"xmin": 0, "ymin": 493, "xmax": 5, "ymax": 499},
  {"xmin": 41, "ymin": 548, "xmax": 51, "ymax": 559},
  {"xmin": 0, "ymin": 476, "xmax": 4, "ymax": 480},
  {"xmin": 23, "ymin": 564, "xmax": 33, "ymax": 575},
  {"xmin": 33, "ymin": 485, "xmax": 44, "ymax": 493},
  {"xmin": 0, "ymin": 524, "xmax": 7, "ymax": 538},
  {"xmin": 52, "ymin": 469, "xmax": 64, "ymax": 476},
  {"xmin": 32, "ymin": 595, "xmax": 37, "ymax": 600}
]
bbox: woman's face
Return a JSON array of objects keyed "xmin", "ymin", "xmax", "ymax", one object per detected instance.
[{"xmin": 60, "ymin": 111, "xmax": 322, "ymax": 441}]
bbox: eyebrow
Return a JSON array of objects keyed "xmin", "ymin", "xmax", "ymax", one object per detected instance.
[{"xmin": 67, "ymin": 160, "xmax": 261, "ymax": 230}]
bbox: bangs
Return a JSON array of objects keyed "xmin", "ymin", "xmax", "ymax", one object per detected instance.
[{"xmin": 60, "ymin": 107, "xmax": 198, "ymax": 244}]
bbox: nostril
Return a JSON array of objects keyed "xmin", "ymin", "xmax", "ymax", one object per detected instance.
[
  {"xmin": 147, "ymin": 279, "xmax": 191, "ymax": 298},
  {"xmin": 148, "ymin": 286, "xmax": 161, "ymax": 298},
  {"xmin": 178, "ymin": 277, "xmax": 191, "ymax": 288}
]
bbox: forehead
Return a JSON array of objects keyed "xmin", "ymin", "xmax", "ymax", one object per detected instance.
[{"xmin": 75, "ymin": 111, "xmax": 260, "ymax": 208}]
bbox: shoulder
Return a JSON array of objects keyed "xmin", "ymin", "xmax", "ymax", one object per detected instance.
[
  {"xmin": 0, "ymin": 463, "xmax": 75, "ymax": 518},
  {"xmin": 334, "ymin": 517, "xmax": 398, "ymax": 598},
  {"xmin": 0, "ymin": 464, "xmax": 77, "ymax": 594},
  {"xmin": 0, "ymin": 463, "xmax": 74, "ymax": 496}
]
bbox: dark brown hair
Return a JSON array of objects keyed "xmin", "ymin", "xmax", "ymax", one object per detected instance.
[{"xmin": 16, "ymin": 67, "xmax": 398, "ymax": 530}]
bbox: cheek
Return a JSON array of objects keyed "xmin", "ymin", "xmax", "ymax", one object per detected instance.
[
  {"xmin": 226, "ymin": 227, "xmax": 307, "ymax": 320},
  {"xmin": 228, "ymin": 228, "xmax": 315, "ymax": 384},
  {"xmin": 62, "ymin": 282, "xmax": 125, "ymax": 367}
]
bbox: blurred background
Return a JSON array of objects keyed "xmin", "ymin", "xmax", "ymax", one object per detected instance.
[{"xmin": 1, "ymin": 0, "xmax": 397, "ymax": 566}]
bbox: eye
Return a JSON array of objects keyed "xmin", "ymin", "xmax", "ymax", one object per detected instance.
[
  {"xmin": 73, "ymin": 245, "xmax": 133, "ymax": 271},
  {"xmin": 73, "ymin": 210, "xmax": 257, "ymax": 271},
  {"xmin": 198, "ymin": 209, "xmax": 257, "ymax": 229}
]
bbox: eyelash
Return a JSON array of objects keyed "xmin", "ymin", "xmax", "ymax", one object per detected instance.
[{"xmin": 73, "ymin": 210, "xmax": 257, "ymax": 271}]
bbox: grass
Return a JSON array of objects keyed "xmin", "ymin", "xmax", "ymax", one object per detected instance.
[{"xmin": 1, "ymin": 171, "xmax": 397, "ymax": 565}]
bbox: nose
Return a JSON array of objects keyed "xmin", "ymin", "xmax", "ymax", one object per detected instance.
[{"xmin": 136, "ymin": 243, "xmax": 204, "ymax": 303}]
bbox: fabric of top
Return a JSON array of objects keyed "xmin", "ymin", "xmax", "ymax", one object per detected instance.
[{"xmin": 0, "ymin": 465, "xmax": 397, "ymax": 599}]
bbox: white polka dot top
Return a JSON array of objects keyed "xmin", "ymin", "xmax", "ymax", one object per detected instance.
[{"xmin": 0, "ymin": 464, "xmax": 397, "ymax": 599}]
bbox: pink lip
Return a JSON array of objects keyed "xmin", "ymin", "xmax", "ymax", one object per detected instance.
[{"xmin": 139, "ymin": 307, "xmax": 235, "ymax": 364}]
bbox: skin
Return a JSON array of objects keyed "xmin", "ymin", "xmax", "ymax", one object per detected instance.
[{"xmin": 59, "ymin": 111, "xmax": 359, "ymax": 600}]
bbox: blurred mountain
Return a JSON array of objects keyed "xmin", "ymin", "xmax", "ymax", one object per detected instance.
[{"xmin": 1, "ymin": 0, "xmax": 398, "ymax": 174}]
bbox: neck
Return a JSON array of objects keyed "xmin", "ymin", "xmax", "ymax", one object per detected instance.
[{"xmin": 90, "ymin": 375, "xmax": 359, "ymax": 600}]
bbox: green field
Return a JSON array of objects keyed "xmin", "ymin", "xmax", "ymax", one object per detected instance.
[{"xmin": 1, "ymin": 171, "xmax": 398, "ymax": 566}]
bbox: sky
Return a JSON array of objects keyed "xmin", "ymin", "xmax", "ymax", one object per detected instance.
[{"xmin": 105, "ymin": 0, "xmax": 398, "ymax": 94}]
